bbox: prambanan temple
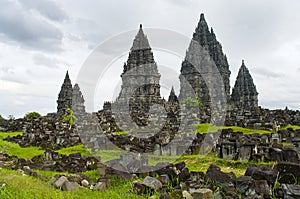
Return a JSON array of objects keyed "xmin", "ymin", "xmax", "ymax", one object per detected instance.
[{"xmin": 55, "ymin": 13, "xmax": 267, "ymax": 129}]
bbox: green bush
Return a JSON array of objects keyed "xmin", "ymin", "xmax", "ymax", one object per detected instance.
[
  {"xmin": 62, "ymin": 108, "xmax": 77, "ymax": 129},
  {"xmin": 0, "ymin": 115, "xmax": 5, "ymax": 121},
  {"xmin": 25, "ymin": 112, "xmax": 42, "ymax": 120}
]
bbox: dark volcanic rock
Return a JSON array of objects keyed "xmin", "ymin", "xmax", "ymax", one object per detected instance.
[
  {"xmin": 230, "ymin": 60, "xmax": 258, "ymax": 110},
  {"xmin": 205, "ymin": 164, "xmax": 236, "ymax": 186},
  {"xmin": 245, "ymin": 164, "xmax": 278, "ymax": 186},
  {"xmin": 276, "ymin": 162, "xmax": 300, "ymax": 184}
]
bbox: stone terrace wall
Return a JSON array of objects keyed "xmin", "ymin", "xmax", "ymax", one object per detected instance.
[{"xmin": 5, "ymin": 113, "xmax": 81, "ymax": 150}]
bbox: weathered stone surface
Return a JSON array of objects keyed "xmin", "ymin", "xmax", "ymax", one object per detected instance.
[
  {"xmin": 192, "ymin": 188, "xmax": 213, "ymax": 199},
  {"xmin": 114, "ymin": 24, "xmax": 164, "ymax": 127},
  {"xmin": 81, "ymin": 179, "xmax": 89, "ymax": 187},
  {"xmin": 170, "ymin": 189, "xmax": 183, "ymax": 199},
  {"xmin": 57, "ymin": 71, "xmax": 73, "ymax": 115},
  {"xmin": 245, "ymin": 164, "xmax": 278, "ymax": 186},
  {"xmin": 157, "ymin": 174, "xmax": 170, "ymax": 185},
  {"xmin": 61, "ymin": 181, "xmax": 79, "ymax": 192},
  {"xmin": 236, "ymin": 176, "xmax": 255, "ymax": 195},
  {"xmin": 179, "ymin": 13, "xmax": 231, "ymax": 107},
  {"xmin": 276, "ymin": 162, "xmax": 300, "ymax": 184},
  {"xmin": 54, "ymin": 176, "xmax": 68, "ymax": 189},
  {"xmin": 94, "ymin": 181, "xmax": 108, "ymax": 191},
  {"xmin": 143, "ymin": 176, "xmax": 162, "ymax": 191},
  {"xmin": 254, "ymin": 180, "xmax": 271, "ymax": 197},
  {"xmin": 205, "ymin": 164, "xmax": 236, "ymax": 186},
  {"xmin": 72, "ymin": 83, "xmax": 86, "ymax": 114},
  {"xmin": 178, "ymin": 167, "xmax": 190, "ymax": 183},
  {"xmin": 230, "ymin": 60, "xmax": 258, "ymax": 111},
  {"xmin": 132, "ymin": 180, "xmax": 147, "ymax": 195},
  {"xmin": 281, "ymin": 184, "xmax": 300, "ymax": 199},
  {"xmin": 182, "ymin": 190, "xmax": 193, "ymax": 199}
]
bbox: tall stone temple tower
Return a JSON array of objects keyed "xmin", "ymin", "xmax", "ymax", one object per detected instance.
[
  {"xmin": 114, "ymin": 24, "xmax": 163, "ymax": 126},
  {"xmin": 57, "ymin": 71, "xmax": 86, "ymax": 115},
  {"xmin": 72, "ymin": 83, "xmax": 86, "ymax": 114},
  {"xmin": 57, "ymin": 71, "xmax": 73, "ymax": 115},
  {"xmin": 179, "ymin": 13, "xmax": 231, "ymax": 106},
  {"xmin": 231, "ymin": 60, "xmax": 258, "ymax": 110}
]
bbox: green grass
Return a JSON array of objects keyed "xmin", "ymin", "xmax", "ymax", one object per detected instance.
[
  {"xmin": 55, "ymin": 144, "xmax": 92, "ymax": 157},
  {"xmin": 115, "ymin": 131, "xmax": 129, "ymax": 136},
  {"xmin": 195, "ymin": 123, "xmax": 271, "ymax": 134},
  {"xmin": 0, "ymin": 168, "xmax": 145, "ymax": 199},
  {"xmin": 281, "ymin": 125, "xmax": 300, "ymax": 130},
  {"xmin": 93, "ymin": 149, "xmax": 126, "ymax": 162},
  {"xmin": 0, "ymin": 132, "xmax": 44, "ymax": 159},
  {"xmin": 0, "ymin": 131, "xmax": 277, "ymax": 198},
  {"xmin": 175, "ymin": 153, "xmax": 275, "ymax": 177},
  {"xmin": 148, "ymin": 154, "xmax": 180, "ymax": 166}
]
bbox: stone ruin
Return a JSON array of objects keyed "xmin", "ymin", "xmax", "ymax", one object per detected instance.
[
  {"xmin": 1, "ymin": 13, "xmax": 300, "ymax": 198},
  {"xmin": 57, "ymin": 71, "xmax": 86, "ymax": 115},
  {"xmin": 230, "ymin": 60, "xmax": 259, "ymax": 111},
  {"xmin": 114, "ymin": 24, "xmax": 163, "ymax": 126},
  {"xmin": 179, "ymin": 13, "xmax": 231, "ymax": 106}
]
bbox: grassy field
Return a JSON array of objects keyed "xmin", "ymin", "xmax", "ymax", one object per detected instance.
[
  {"xmin": 0, "ymin": 132, "xmax": 45, "ymax": 159},
  {"xmin": 0, "ymin": 168, "xmax": 144, "ymax": 199},
  {"xmin": 0, "ymin": 129, "xmax": 278, "ymax": 198},
  {"xmin": 195, "ymin": 123, "xmax": 272, "ymax": 134},
  {"xmin": 281, "ymin": 125, "xmax": 300, "ymax": 130}
]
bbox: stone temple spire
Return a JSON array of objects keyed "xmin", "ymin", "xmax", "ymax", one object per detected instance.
[
  {"xmin": 57, "ymin": 71, "xmax": 73, "ymax": 115},
  {"xmin": 179, "ymin": 13, "xmax": 231, "ymax": 105},
  {"xmin": 122, "ymin": 24, "xmax": 155, "ymax": 76},
  {"xmin": 130, "ymin": 24, "xmax": 151, "ymax": 51},
  {"xmin": 115, "ymin": 24, "xmax": 162, "ymax": 126},
  {"xmin": 231, "ymin": 60, "xmax": 258, "ymax": 110},
  {"xmin": 72, "ymin": 83, "xmax": 85, "ymax": 114},
  {"xmin": 168, "ymin": 87, "xmax": 178, "ymax": 103}
]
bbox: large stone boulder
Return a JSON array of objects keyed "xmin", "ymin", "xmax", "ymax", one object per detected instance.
[{"xmin": 205, "ymin": 164, "xmax": 236, "ymax": 186}]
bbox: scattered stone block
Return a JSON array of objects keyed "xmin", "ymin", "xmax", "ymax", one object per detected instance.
[
  {"xmin": 81, "ymin": 179, "xmax": 89, "ymax": 187},
  {"xmin": 54, "ymin": 176, "xmax": 68, "ymax": 189},
  {"xmin": 182, "ymin": 190, "xmax": 193, "ymax": 199},
  {"xmin": 170, "ymin": 189, "xmax": 183, "ymax": 199},
  {"xmin": 192, "ymin": 188, "xmax": 213, "ymax": 199},
  {"xmin": 94, "ymin": 182, "xmax": 108, "ymax": 191},
  {"xmin": 281, "ymin": 184, "xmax": 300, "ymax": 198},
  {"xmin": 143, "ymin": 176, "xmax": 162, "ymax": 191},
  {"xmin": 254, "ymin": 180, "xmax": 271, "ymax": 197},
  {"xmin": 132, "ymin": 180, "xmax": 146, "ymax": 195},
  {"xmin": 62, "ymin": 181, "xmax": 79, "ymax": 192}
]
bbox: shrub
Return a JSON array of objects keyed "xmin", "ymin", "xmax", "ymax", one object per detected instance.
[
  {"xmin": 24, "ymin": 112, "xmax": 42, "ymax": 120},
  {"xmin": 62, "ymin": 108, "xmax": 77, "ymax": 129}
]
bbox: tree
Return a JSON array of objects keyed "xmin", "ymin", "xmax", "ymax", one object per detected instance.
[
  {"xmin": 24, "ymin": 112, "xmax": 41, "ymax": 120},
  {"xmin": 62, "ymin": 108, "xmax": 77, "ymax": 130},
  {"xmin": 8, "ymin": 115, "xmax": 15, "ymax": 120},
  {"xmin": 0, "ymin": 115, "xmax": 5, "ymax": 121},
  {"xmin": 182, "ymin": 96, "xmax": 204, "ymax": 108}
]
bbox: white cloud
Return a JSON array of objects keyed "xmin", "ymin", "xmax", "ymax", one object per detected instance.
[
  {"xmin": 0, "ymin": 0, "xmax": 63, "ymax": 51},
  {"xmin": 0, "ymin": 0, "xmax": 299, "ymax": 117}
]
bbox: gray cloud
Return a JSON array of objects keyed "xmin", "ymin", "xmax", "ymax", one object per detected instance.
[
  {"xmin": 0, "ymin": 66, "xmax": 30, "ymax": 85},
  {"xmin": 33, "ymin": 54, "xmax": 69, "ymax": 69},
  {"xmin": 251, "ymin": 67, "xmax": 283, "ymax": 79},
  {"xmin": 19, "ymin": 0, "xmax": 67, "ymax": 22},
  {"xmin": 0, "ymin": 0, "xmax": 63, "ymax": 51},
  {"xmin": 0, "ymin": 0, "xmax": 300, "ymax": 116}
]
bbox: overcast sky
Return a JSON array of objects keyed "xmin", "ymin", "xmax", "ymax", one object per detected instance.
[{"xmin": 0, "ymin": 0, "xmax": 300, "ymax": 118}]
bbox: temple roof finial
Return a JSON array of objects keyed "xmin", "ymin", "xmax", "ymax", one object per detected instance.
[
  {"xmin": 200, "ymin": 13, "xmax": 205, "ymax": 21},
  {"xmin": 130, "ymin": 24, "xmax": 150, "ymax": 50}
]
